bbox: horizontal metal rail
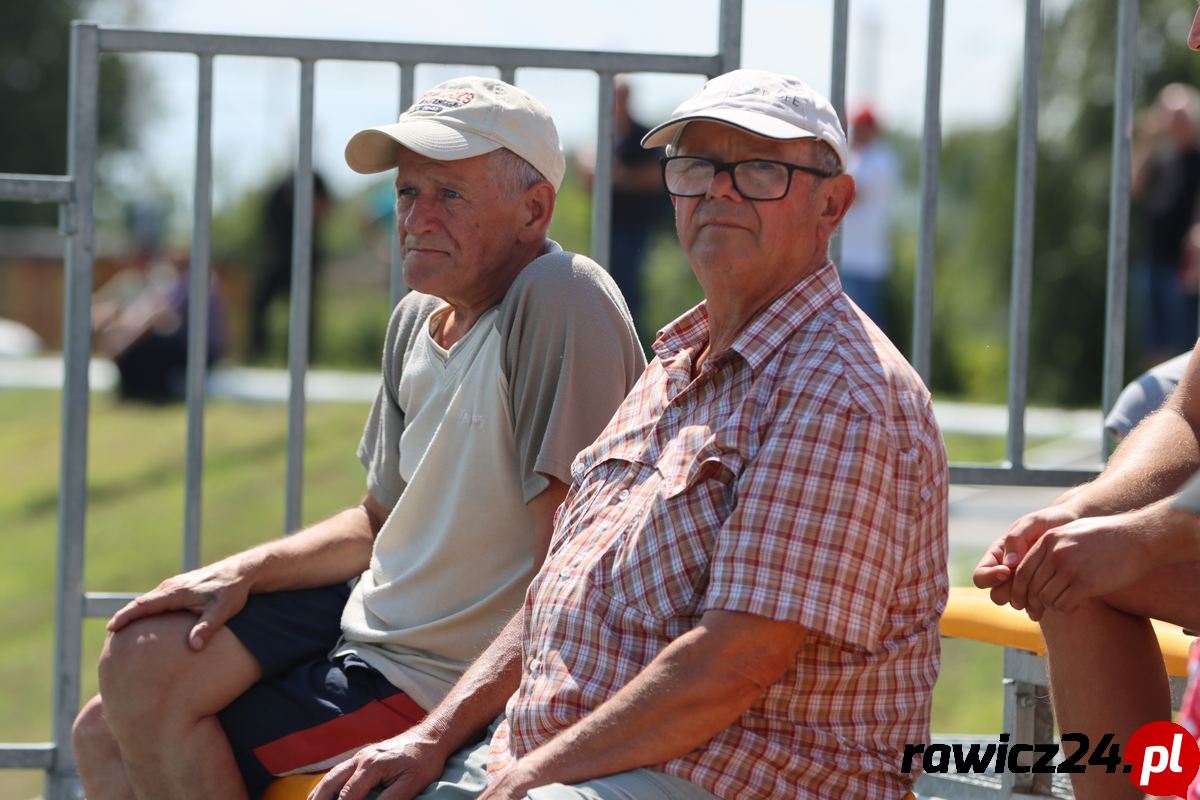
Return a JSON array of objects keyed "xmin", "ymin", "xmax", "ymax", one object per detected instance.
[
  {"xmin": 98, "ymin": 27, "xmax": 723, "ymax": 75},
  {"xmin": 950, "ymin": 465, "xmax": 1098, "ymax": 487},
  {"xmin": 0, "ymin": 745, "xmax": 56, "ymax": 770},
  {"xmin": 84, "ymin": 592, "xmax": 138, "ymax": 619},
  {"xmin": 0, "ymin": 174, "xmax": 72, "ymax": 203}
]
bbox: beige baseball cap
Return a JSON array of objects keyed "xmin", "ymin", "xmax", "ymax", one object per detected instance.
[
  {"xmin": 641, "ymin": 69, "xmax": 848, "ymax": 171},
  {"xmin": 344, "ymin": 76, "xmax": 566, "ymax": 190}
]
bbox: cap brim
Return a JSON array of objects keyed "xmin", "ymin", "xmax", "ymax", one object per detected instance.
[
  {"xmin": 641, "ymin": 109, "xmax": 823, "ymax": 149},
  {"xmin": 344, "ymin": 119, "xmax": 502, "ymax": 174}
]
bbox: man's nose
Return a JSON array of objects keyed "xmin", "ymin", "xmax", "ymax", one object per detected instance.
[
  {"xmin": 1190, "ymin": 7, "xmax": 1200, "ymax": 52},
  {"xmin": 706, "ymin": 167, "xmax": 743, "ymax": 201},
  {"xmin": 400, "ymin": 195, "xmax": 440, "ymax": 234}
]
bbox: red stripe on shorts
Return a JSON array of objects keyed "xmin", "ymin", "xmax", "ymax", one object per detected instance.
[{"xmin": 252, "ymin": 693, "xmax": 425, "ymax": 775}]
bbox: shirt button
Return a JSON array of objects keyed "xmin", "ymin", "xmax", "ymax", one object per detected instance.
[
  {"xmin": 559, "ymin": 568, "xmax": 571, "ymax": 579},
  {"xmin": 618, "ymin": 489, "xmax": 630, "ymax": 502}
]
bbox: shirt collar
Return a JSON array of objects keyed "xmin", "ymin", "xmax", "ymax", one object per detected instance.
[{"xmin": 652, "ymin": 261, "xmax": 843, "ymax": 374}]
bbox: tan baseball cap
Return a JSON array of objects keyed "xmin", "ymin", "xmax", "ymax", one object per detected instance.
[
  {"xmin": 344, "ymin": 76, "xmax": 566, "ymax": 190},
  {"xmin": 641, "ymin": 69, "xmax": 848, "ymax": 171}
]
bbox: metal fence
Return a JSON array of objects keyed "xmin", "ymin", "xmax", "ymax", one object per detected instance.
[{"xmin": 0, "ymin": 0, "xmax": 1143, "ymax": 796}]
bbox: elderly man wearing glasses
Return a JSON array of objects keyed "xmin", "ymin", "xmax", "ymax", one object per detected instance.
[{"xmin": 312, "ymin": 69, "xmax": 949, "ymax": 800}]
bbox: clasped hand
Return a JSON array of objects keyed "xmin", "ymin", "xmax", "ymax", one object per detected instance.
[{"xmin": 973, "ymin": 502, "xmax": 1176, "ymax": 620}]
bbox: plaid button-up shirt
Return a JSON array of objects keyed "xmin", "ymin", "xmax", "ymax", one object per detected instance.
[{"xmin": 489, "ymin": 262, "xmax": 949, "ymax": 799}]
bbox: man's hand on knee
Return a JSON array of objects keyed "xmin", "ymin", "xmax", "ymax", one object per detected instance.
[
  {"xmin": 308, "ymin": 733, "xmax": 448, "ymax": 800},
  {"xmin": 973, "ymin": 503, "xmax": 1081, "ymax": 606},
  {"xmin": 1013, "ymin": 501, "xmax": 1200, "ymax": 620},
  {"xmin": 108, "ymin": 559, "xmax": 252, "ymax": 651}
]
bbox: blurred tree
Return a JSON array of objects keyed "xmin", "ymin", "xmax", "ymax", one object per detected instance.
[
  {"xmin": 889, "ymin": 0, "xmax": 1200, "ymax": 407},
  {"xmin": 0, "ymin": 0, "xmax": 134, "ymax": 225}
]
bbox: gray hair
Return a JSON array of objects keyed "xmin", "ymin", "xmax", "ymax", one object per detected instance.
[{"xmin": 490, "ymin": 148, "xmax": 549, "ymax": 196}]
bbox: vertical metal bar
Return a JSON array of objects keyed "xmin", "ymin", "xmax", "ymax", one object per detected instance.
[
  {"xmin": 912, "ymin": 0, "xmax": 945, "ymax": 383},
  {"xmin": 182, "ymin": 54, "xmax": 213, "ymax": 571},
  {"xmin": 500, "ymin": 66, "xmax": 516, "ymax": 84},
  {"xmin": 829, "ymin": 0, "xmax": 850, "ymax": 126},
  {"xmin": 717, "ymin": 0, "xmax": 743, "ymax": 74},
  {"xmin": 1006, "ymin": 0, "xmax": 1042, "ymax": 469},
  {"xmin": 284, "ymin": 59, "xmax": 315, "ymax": 534},
  {"xmin": 829, "ymin": 0, "xmax": 850, "ymax": 268},
  {"xmin": 1102, "ymin": 0, "xmax": 1137, "ymax": 460},
  {"xmin": 591, "ymin": 72, "xmax": 615, "ymax": 271},
  {"xmin": 391, "ymin": 64, "xmax": 415, "ymax": 309},
  {"xmin": 47, "ymin": 21, "xmax": 99, "ymax": 800}
]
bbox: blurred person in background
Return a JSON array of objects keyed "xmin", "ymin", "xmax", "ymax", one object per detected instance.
[
  {"xmin": 247, "ymin": 170, "xmax": 332, "ymax": 362},
  {"xmin": 577, "ymin": 78, "xmax": 673, "ymax": 337},
  {"xmin": 1132, "ymin": 82, "xmax": 1200, "ymax": 365},
  {"xmin": 838, "ymin": 105, "xmax": 899, "ymax": 336},
  {"xmin": 92, "ymin": 201, "xmax": 228, "ymax": 403}
]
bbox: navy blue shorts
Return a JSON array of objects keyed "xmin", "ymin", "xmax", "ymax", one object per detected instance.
[{"xmin": 218, "ymin": 585, "xmax": 426, "ymax": 799}]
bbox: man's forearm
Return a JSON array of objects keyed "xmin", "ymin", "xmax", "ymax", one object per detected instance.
[
  {"xmin": 504, "ymin": 616, "xmax": 794, "ymax": 791},
  {"xmin": 236, "ymin": 502, "xmax": 379, "ymax": 593},
  {"xmin": 410, "ymin": 611, "xmax": 526, "ymax": 759},
  {"xmin": 1062, "ymin": 407, "xmax": 1200, "ymax": 517}
]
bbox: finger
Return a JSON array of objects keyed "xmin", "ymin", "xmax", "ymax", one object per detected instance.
[
  {"xmin": 1023, "ymin": 557, "xmax": 1055, "ymax": 622},
  {"xmin": 107, "ymin": 590, "xmax": 192, "ymax": 632},
  {"xmin": 973, "ymin": 564, "xmax": 1011, "ymax": 590},
  {"xmin": 1054, "ymin": 584, "xmax": 1082, "ymax": 616},
  {"xmin": 1010, "ymin": 538, "xmax": 1048, "ymax": 612},
  {"xmin": 1038, "ymin": 572, "xmax": 1073, "ymax": 617},
  {"xmin": 308, "ymin": 759, "xmax": 356, "ymax": 800},
  {"xmin": 1022, "ymin": 541, "xmax": 1062, "ymax": 621},
  {"xmin": 187, "ymin": 597, "xmax": 236, "ymax": 651},
  {"xmin": 1002, "ymin": 525, "xmax": 1036, "ymax": 569},
  {"xmin": 989, "ymin": 582, "xmax": 1013, "ymax": 606},
  {"xmin": 337, "ymin": 761, "xmax": 387, "ymax": 800}
]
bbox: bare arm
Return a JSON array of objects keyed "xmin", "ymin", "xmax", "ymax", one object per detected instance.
[
  {"xmin": 1076, "ymin": 364, "xmax": 1200, "ymax": 512},
  {"xmin": 481, "ymin": 610, "xmax": 806, "ymax": 800},
  {"xmin": 107, "ymin": 493, "xmax": 389, "ymax": 649},
  {"xmin": 309, "ymin": 479, "xmax": 568, "ymax": 800},
  {"xmin": 975, "ymin": 341, "xmax": 1200, "ymax": 604},
  {"xmin": 310, "ymin": 609, "xmax": 526, "ymax": 800}
]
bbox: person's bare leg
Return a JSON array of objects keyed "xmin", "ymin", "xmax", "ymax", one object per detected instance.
[
  {"xmin": 98, "ymin": 611, "xmax": 262, "ymax": 800},
  {"xmin": 1039, "ymin": 561, "xmax": 1200, "ymax": 800},
  {"xmin": 73, "ymin": 695, "xmax": 135, "ymax": 800}
]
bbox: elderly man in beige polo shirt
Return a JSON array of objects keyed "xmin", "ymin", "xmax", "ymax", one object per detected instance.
[{"xmin": 70, "ymin": 77, "xmax": 645, "ymax": 800}]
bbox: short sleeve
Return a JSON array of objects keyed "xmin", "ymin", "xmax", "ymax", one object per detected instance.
[
  {"xmin": 701, "ymin": 409, "xmax": 902, "ymax": 652},
  {"xmin": 357, "ymin": 293, "xmax": 441, "ymax": 508},
  {"xmin": 498, "ymin": 251, "xmax": 647, "ymax": 502}
]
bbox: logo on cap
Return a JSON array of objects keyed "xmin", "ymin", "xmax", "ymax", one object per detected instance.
[{"xmin": 409, "ymin": 90, "xmax": 476, "ymax": 115}]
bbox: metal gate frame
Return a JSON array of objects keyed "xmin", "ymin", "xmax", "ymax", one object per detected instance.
[{"xmin": 0, "ymin": 0, "xmax": 1144, "ymax": 796}]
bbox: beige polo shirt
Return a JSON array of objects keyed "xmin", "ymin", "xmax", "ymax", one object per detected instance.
[{"xmin": 338, "ymin": 242, "xmax": 645, "ymax": 710}]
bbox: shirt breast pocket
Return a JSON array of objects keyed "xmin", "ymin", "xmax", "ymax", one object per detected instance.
[{"xmin": 608, "ymin": 446, "xmax": 740, "ymax": 623}]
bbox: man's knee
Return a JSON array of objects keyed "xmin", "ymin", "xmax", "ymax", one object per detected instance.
[
  {"xmin": 73, "ymin": 695, "xmax": 116, "ymax": 758},
  {"xmin": 98, "ymin": 612, "xmax": 208, "ymax": 714}
]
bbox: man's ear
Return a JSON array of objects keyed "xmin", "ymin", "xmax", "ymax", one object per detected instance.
[
  {"xmin": 517, "ymin": 181, "xmax": 557, "ymax": 243},
  {"xmin": 818, "ymin": 173, "xmax": 856, "ymax": 240}
]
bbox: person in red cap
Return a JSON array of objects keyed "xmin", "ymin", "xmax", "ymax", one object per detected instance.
[
  {"xmin": 70, "ymin": 76, "xmax": 645, "ymax": 800},
  {"xmin": 312, "ymin": 67, "xmax": 948, "ymax": 800},
  {"xmin": 839, "ymin": 104, "xmax": 900, "ymax": 335}
]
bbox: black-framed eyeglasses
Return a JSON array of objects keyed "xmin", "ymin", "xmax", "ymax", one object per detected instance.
[{"xmin": 660, "ymin": 156, "xmax": 836, "ymax": 201}]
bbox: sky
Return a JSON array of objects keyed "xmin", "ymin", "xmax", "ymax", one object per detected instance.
[{"xmin": 81, "ymin": 0, "xmax": 1048, "ymax": 209}]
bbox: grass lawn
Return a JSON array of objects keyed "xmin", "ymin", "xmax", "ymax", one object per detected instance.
[{"xmin": 1, "ymin": 389, "xmax": 1016, "ymax": 798}]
